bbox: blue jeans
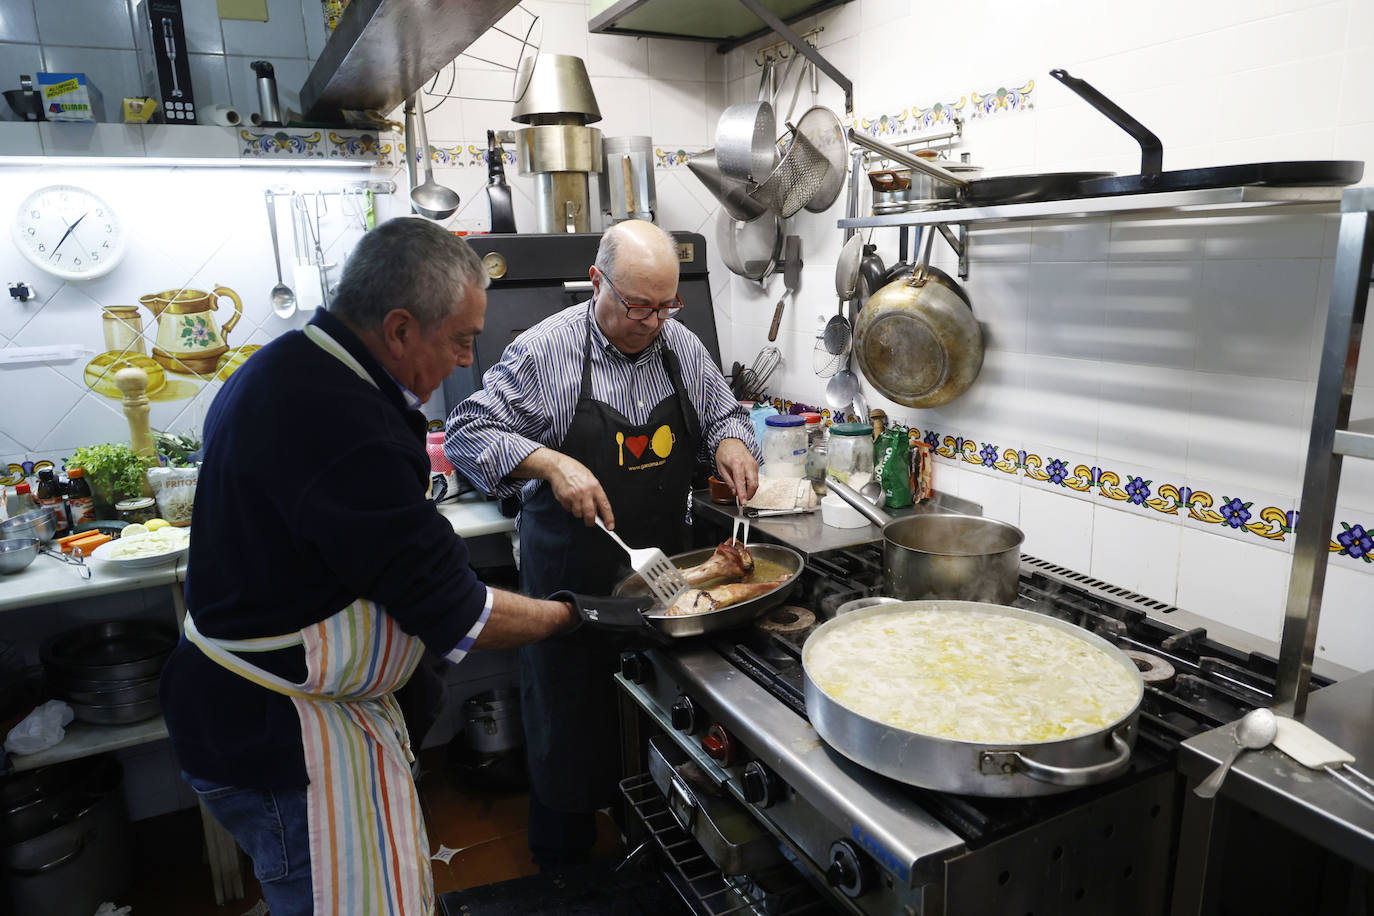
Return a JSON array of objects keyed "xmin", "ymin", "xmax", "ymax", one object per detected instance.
[{"xmin": 185, "ymin": 774, "xmax": 312, "ymax": 916}]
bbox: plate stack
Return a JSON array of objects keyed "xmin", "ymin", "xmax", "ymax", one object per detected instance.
[{"xmin": 40, "ymin": 620, "xmax": 177, "ymax": 725}]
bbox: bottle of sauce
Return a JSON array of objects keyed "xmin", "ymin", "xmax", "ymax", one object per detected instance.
[
  {"xmin": 5, "ymin": 482, "xmax": 42, "ymax": 518},
  {"xmin": 35, "ymin": 468, "xmax": 70, "ymax": 535},
  {"xmin": 67, "ymin": 467, "xmax": 96, "ymax": 526}
]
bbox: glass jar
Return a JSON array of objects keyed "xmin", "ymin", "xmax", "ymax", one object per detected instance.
[
  {"xmin": 761, "ymin": 415, "xmax": 808, "ymax": 478},
  {"xmin": 799, "ymin": 412, "xmax": 826, "ymax": 494},
  {"xmin": 115, "ymin": 497, "xmax": 157, "ymax": 525},
  {"xmin": 826, "ymin": 422, "xmax": 875, "ymax": 487}
]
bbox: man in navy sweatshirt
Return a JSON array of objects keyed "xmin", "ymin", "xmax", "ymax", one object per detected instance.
[{"xmin": 159, "ymin": 218, "xmax": 623, "ymax": 915}]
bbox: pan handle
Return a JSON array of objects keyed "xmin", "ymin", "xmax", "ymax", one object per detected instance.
[
  {"xmin": 847, "ymin": 128, "xmax": 970, "ymax": 189},
  {"xmin": 979, "ymin": 730, "xmax": 1133, "ymax": 787},
  {"xmin": 825, "ymin": 476, "xmax": 892, "ymax": 527},
  {"xmin": 1049, "ymin": 69, "xmax": 1163, "ymax": 177}
]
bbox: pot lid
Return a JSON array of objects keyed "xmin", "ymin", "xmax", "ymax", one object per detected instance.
[{"xmin": 830, "ymin": 422, "xmax": 873, "ymax": 436}]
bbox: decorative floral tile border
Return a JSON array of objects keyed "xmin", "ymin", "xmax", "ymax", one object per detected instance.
[
  {"xmin": 761, "ymin": 395, "xmax": 1373, "ymax": 568},
  {"xmin": 397, "ymin": 140, "xmax": 518, "ymax": 168},
  {"xmin": 856, "ymin": 79, "xmax": 1035, "ymax": 138},
  {"xmin": 238, "ymin": 128, "xmax": 392, "ymax": 164}
]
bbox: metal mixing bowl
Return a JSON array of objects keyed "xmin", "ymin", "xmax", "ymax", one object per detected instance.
[
  {"xmin": 0, "ymin": 509, "xmax": 56, "ymax": 544},
  {"xmin": 0, "ymin": 538, "xmax": 39, "ymax": 574}
]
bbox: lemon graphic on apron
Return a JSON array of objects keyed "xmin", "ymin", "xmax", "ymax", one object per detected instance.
[{"xmin": 651, "ymin": 424, "xmax": 675, "ymax": 458}]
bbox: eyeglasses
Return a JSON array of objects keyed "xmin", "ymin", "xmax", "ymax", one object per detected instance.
[{"xmin": 601, "ymin": 272, "xmax": 684, "ymax": 321}]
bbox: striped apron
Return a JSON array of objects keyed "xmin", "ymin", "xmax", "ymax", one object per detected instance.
[{"xmin": 183, "ymin": 323, "xmax": 436, "ymax": 915}]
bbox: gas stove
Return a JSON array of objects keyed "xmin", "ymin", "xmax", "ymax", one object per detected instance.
[{"xmin": 615, "ymin": 545, "xmax": 1332, "ymax": 916}]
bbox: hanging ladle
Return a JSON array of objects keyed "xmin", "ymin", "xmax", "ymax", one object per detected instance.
[
  {"xmin": 405, "ymin": 92, "xmax": 460, "ymax": 220},
  {"xmin": 264, "ymin": 190, "xmax": 296, "ymax": 318}
]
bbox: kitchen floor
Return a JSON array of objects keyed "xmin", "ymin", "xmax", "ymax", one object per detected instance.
[{"xmin": 119, "ymin": 747, "xmax": 625, "ymax": 915}]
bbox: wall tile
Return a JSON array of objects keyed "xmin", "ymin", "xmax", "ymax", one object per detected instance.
[
  {"xmin": 1021, "ymin": 355, "xmax": 1101, "ymax": 456},
  {"xmin": 1019, "ymin": 486, "xmax": 1093, "ymax": 571},
  {"xmin": 1314, "ymin": 564, "xmax": 1374, "ymax": 671},
  {"xmin": 0, "ymin": 2, "xmax": 38, "ymax": 44},
  {"xmin": 184, "ymin": 53, "xmax": 232, "ymax": 112},
  {"xmin": 226, "ymin": 54, "xmax": 310, "ymax": 120},
  {"xmin": 524, "ymin": 0, "xmax": 589, "ymax": 61},
  {"xmin": 956, "ymin": 467, "xmax": 1020, "ymax": 528},
  {"xmin": 0, "ymin": 122, "xmax": 42, "ymax": 154},
  {"xmin": 1187, "ymin": 372, "xmax": 1308, "ymax": 497},
  {"xmin": 1089, "ymin": 506, "xmax": 1181, "ymax": 605},
  {"xmin": 1098, "ymin": 260, "xmax": 1201, "ymax": 370},
  {"xmin": 1203, "ymin": 211, "xmax": 1331, "ymax": 261},
  {"xmin": 1180, "ymin": 473, "xmax": 1294, "ymax": 553},
  {"xmin": 586, "ymin": 76, "xmax": 650, "ymax": 142},
  {"xmin": 1197, "ymin": 258, "xmax": 1322, "ymax": 381},
  {"xmin": 965, "ymin": 225, "xmax": 1032, "ymax": 264},
  {"xmin": 645, "ymin": 37, "xmax": 707, "ymax": 83},
  {"xmin": 1031, "ymin": 218, "xmax": 1111, "ymax": 263},
  {"xmin": 179, "ymin": 0, "xmax": 224, "ymax": 55},
  {"xmin": 1019, "ymin": 440, "xmax": 1099, "ymax": 504},
  {"xmin": 1175, "ymin": 527, "xmax": 1289, "ymax": 641},
  {"xmin": 1096, "ymin": 460, "xmax": 1189, "ymax": 526},
  {"xmin": 648, "ymin": 79, "xmax": 708, "ymax": 149},
  {"xmin": 585, "ymin": 30, "xmax": 648, "ymax": 79},
  {"xmin": 0, "ymin": 363, "xmax": 71, "ymax": 449},
  {"xmin": 41, "ymin": 45, "xmax": 149, "ymax": 110},
  {"xmin": 1328, "ymin": 502, "xmax": 1374, "ymax": 575},
  {"xmin": 1109, "ymin": 215, "xmax": 1210, "ymax": 262},
  {"xmin": 40, "ymin": 389, "xmax": 131, "ymax": 454},
  {"xmin": 35, "ymin": 0, "xmax": 134, "ymax": 49},
  {"xmin": 0, "ymin": 45, "xmax": 44, "ymax": 121},
  {"xmin": 1097, "ymin": 362, "xmax": 1193, "ymax": 470},
  {"xmin": 961, "ymin": 260, "xmax": 1030, "ymax": 354},
  {"xmin": 221, "ymin": 0, "xmax": 308, "ymax": 59},
  {"xmin": 1026, "ymin": 261, "xmax": 1108, "ymax": 360}
]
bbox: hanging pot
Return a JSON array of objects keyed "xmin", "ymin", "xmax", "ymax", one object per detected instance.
[{"xmin": 853, "ymin": 231, "xmax": 983, "ymax": 408}]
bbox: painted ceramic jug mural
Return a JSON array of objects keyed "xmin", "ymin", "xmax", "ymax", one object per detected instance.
[{"xmin": 139, "ymin": 286, "xmax": 243, "ymax": 374}]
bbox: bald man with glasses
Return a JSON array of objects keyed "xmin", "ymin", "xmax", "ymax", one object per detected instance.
[{"xmin": 445, "ymin": 219, "xmax": 758, "ymax": 869}]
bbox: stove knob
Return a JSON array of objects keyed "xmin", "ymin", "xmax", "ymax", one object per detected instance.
[
  {"xmin": 670, "ymin": 695, "xmax": 698, "ymax": 733},
  {"xmin": 740, "ymin": 761, "xmax": 780, "ymax": 807},
  {"xmin": 826, "ymin": 839, "xmax": 871, "ymax": 899},
  {"xmin": 620, "ymin": 651, "xmax": 651, "ymax": 685},
  {"xmin": 701, "ymin": 723, "xmax": 736, "ymax": 765}
]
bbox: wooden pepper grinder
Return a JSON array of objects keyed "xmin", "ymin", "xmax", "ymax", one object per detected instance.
[{"xmin": 114, "ymin": 365, "xmax": 158, "ymax": 497}]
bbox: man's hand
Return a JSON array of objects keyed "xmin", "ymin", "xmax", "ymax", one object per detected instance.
[
  {"xmin": 518, "ymin": 447, "xmax": 614, "ymax": 527},
  {"xmin": 715, "ymin": 438, "xmax": 759, "ymax": 502}
]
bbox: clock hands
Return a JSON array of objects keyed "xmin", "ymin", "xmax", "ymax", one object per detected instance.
[{"xmin": 49, "ymin": 211, "xmax": 89, "ymax": 261}]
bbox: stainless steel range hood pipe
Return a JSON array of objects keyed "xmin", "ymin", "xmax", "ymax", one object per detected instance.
[{"xmin": 512, "ymin": 54, "xmax": 603, "ymax": 233}]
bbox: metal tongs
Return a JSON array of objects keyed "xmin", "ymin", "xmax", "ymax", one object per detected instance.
[{"xmin": 39, "ymin": 544, "xmax": 92, "ymax": 579}]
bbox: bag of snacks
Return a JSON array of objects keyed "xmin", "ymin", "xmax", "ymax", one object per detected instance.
[
  {"xmin": 874, "ymin": 426, "xmax": 913, "ymax": 509},
  {"xmin": 145, "ymin": 465, "xmax": 198, "ymax": 527},
  {"xmin": 911, "ymin": 439, "xmax": 934, "ymax": 503}
]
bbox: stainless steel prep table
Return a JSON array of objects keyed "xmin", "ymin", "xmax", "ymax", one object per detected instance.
[{"xmin": 1173, "ymin": 668, "xmax": 1374, "ymax": 913}]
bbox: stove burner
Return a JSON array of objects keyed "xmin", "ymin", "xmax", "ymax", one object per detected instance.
[
  {"xmin": 757, "ymin": 605, "xmax": 814, "ymax": 638},
  {"xmin": 1125, "ymin": 650, "xmax": 1177, "ymax": 689}
]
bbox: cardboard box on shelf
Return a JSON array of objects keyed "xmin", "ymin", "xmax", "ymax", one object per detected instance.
[
  {"xmin": 134, "ymin": 0, "xmax": 197, "ymax": 124},
  {"xmin": 36, "ymin": 73, "xmax": 103, "ymax": 122}
]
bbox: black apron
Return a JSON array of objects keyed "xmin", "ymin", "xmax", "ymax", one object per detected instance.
[{"xmin": 518, "ymin": 313, "xmax": 702, "ymax": 813}]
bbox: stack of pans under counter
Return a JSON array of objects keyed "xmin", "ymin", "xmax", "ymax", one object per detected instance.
[{"xmin": 40, "ymin": 620, "xmax": 177, "ymax": 725}]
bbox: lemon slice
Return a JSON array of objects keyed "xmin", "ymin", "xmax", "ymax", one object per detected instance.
[
  {"xmin": 145, "ymin": 518, "xmax": 170, "ymax": 531},
  {"xmin": 122, "ymin": 523, "xmax": 150, "ymax": 539}
]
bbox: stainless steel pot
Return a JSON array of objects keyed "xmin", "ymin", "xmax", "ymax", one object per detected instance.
[
  {"xmin": 801, "ymin": 600, "xmax": 1143, "ymax": 796},
  {"xmin": 462, "ymin": 688, "xmax": 523, "ymax": 755},
  {"xmin": 827, "ymin": 477, "xmax": 1023, "ymax": 604}
]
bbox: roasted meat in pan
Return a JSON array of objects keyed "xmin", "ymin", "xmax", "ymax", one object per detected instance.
[
  {"xmin": 682, "ymin": 539, "xmax": 754, "ymax": 586},
  {"xmin": 664, "ymin": 579, "xmax": 790, "ymax": 617}
]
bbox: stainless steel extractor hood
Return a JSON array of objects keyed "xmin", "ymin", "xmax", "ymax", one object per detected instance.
[{"xmin": 300, "ymin": 0, "xmax": 521, "ymax": 123}]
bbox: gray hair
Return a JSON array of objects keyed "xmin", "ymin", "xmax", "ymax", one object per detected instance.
[
  {"xmin": 330, "ymin": 217, "xmax": 489, "ymax": 330},
  {"xmin": 593, "ymin": 221, "xmax": 678, "ymax": 280}
]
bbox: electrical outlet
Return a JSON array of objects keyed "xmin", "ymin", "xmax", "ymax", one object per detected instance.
[{"xmin": 8, "ymin": 282, "xmax": 34, "ymax": 303}]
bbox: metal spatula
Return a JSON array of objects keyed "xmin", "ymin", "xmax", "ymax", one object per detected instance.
[
  {"xmin": 1273, "ymin": 716, "xmax": 1374, "ymax": 805},
  {"xmin": 594, "ymin": 516, "xmax": 689, "ymax": 608}
]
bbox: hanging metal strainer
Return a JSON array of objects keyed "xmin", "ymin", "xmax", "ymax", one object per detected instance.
[
  {"xmin": 716, "ymin": 209, "xmax": 783, "ymax": 281},
  {"xmin": 748, "ymin": 123, "xmax": 831, "ymax": 218},
  {"xmin": 812, "ymin": 331, "xmax": 848, "ymax": 378}
]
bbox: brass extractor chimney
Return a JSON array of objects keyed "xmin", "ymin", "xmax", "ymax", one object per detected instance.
[{"xmin": 512, "ymin": 54, "xmax": 603, "ymax": 233}]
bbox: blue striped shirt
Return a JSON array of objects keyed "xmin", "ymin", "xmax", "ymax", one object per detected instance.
[{"xmin": 445, "ymin": 301, "xmax": 758, "ymax": 500}]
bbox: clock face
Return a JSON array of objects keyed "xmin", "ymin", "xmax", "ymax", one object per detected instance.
[{"xmin": 11, "ymin": 184, "xmax": 127, "ymax": 281}]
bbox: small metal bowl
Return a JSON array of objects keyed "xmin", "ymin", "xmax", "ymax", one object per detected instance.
[
  {"xmin": 0, "ymin": 509, "xmax": 56, "ymax": 544},
  {"xmin": 0, "ymin": 538, "xmax": 39, "ymax": 574}
]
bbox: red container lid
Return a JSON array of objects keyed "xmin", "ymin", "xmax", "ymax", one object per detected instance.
[
  {"xmin": 798, "ymin": 412, "xmax": 823, "ymax": 425},
  {"xmin": 15, "ymin": 482, "xmax": 30, "ymax": 494}
]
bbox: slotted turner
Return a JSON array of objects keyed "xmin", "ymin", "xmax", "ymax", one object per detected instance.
[
  {"xmin": 1273, "ymin": 716, "xmax": 1374, "ymax": 806},
  {"xmin": 594, "ymin": 516, "xmax": 690, "ymax": 608}
]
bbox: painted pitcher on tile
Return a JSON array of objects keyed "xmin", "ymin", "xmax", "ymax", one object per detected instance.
[{"xmin": 140, "ymin": 286, "xmax": 242, "ymax": 375}]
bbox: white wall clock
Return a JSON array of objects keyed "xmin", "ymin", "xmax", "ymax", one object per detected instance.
[{"xmin": 11, "ymin": 184, "xmax": 127, "ymax": 281}]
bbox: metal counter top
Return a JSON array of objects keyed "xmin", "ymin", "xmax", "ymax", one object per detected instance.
[
  {"xmin": 690, "ymin": 487, "xmax": 982, "ymax": 557},
  {"xmin": 1179, "ymin": 667, "xmax": 1374, "ymax": 871}
]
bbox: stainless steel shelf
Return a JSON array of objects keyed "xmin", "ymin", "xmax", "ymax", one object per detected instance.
[
  {"xmin": 9, "ymin": 716, "xmax": 169, "ymax": 773},
  {"xmin": 1334, "ymin": 418, "xmax": 1374, "ymax": 460},
  {"xmin": 838, "ymin": 185, "xmax": 1344, "ymax": 229}
]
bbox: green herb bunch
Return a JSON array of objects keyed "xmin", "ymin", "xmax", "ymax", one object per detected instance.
[
  {"xmin": 153, "ymin": 429, "xmax": 202, "ymax": 468},
  {"xmin": 68, "ymin": 443, "xmax": 151, "ymax": 502}
]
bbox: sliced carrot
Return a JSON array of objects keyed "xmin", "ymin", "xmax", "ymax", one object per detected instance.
[
  {"xmin": 62, "ymin": 532, "xmax": 107, "ymax": 554},
  {"xmin": 57, "ymin": 531, "xmax": 99, "ymax": 547}
]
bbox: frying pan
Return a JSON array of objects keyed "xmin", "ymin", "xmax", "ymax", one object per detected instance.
[
  {"xmin": 1050, "ymin": 69, "xmax": 1363, "ymax": 195},
  {"xmin": 613, "ymin": 543, "xmax": 804, "ymax": 638},
  {"xmin": 849, "ymin": 128, "xmax": 1113, "ymax": 205}
]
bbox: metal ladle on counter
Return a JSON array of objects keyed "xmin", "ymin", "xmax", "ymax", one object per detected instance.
[
  {"xmin": 1194, "ymin": 707, "xmax": 1278, "ymax": 798},
  {"xmin": 405, "ymin": 93, "xmax": 460, "ymax": 221}
]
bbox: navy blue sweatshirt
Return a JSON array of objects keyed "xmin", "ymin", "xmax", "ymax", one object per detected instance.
[{"xmin": 160, "ymin": 308, "xmax": 488, "ymax": 788}]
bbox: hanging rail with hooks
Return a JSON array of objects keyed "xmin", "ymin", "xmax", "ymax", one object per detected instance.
[
  {"xmin": 265, "ymin": 180, "xmax": 396, "ymax": 198},
  {"xmin": 754, "ymin": 28, "xmax": 822, "ymax": 66}
]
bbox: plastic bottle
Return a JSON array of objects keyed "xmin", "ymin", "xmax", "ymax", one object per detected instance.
[
  {"xmin": 67, "ymin": 467, "xmax": 96, "ymax": 526},
  {"xmin": 6, "ymin": 482, "xmax": 41, "ymax": 518},
  {"xmin": 762, "ymin": 415, "xmax": 808, "ymax": 479},
  {"xmin": 426, "ymin": 431, "xmax": 458, "ymax": 502}
]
